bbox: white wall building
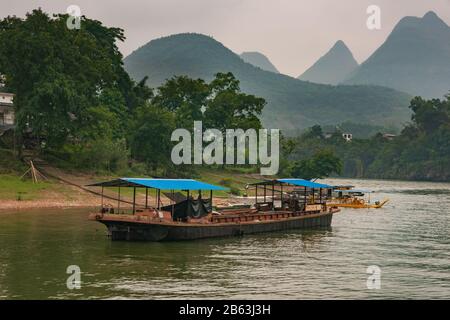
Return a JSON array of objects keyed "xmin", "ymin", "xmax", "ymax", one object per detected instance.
[{"xmin": 0, "ymin": 92, "xmax": 15, "ymax": 126}]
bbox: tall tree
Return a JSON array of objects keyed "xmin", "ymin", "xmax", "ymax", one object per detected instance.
[
  {"xmin": 290, "ymin": 150, "xmax": 342, "ymax": 180},
  {"xmin": 129, "ymin": 103, "xmax": 176, "ymax": 172},
  {"xmin": 152, "ymin": 76, "xmax": 209, "ymax": 129},
  {"xmin": 204, "ymin": 72, "xmax": 265, "ymax": 132},
  {"xmin": 0, "ymin": 9, "xmax": 138, "ymax": 151}
]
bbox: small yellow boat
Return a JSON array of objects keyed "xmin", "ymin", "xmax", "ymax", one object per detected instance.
[
  {"xmin": 328, "ymin": 197, "xmax": 389, "ymax": 209},
  {"xmin": 328, "ymin": 186, "xmax": 389, "ymax": 209}
]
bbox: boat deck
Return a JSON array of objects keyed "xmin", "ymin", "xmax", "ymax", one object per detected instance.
[{"xmin": 89, "ymin": 205, "xmax": 339, "ymax": 227}]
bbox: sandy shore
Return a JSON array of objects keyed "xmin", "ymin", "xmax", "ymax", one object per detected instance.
[
  {"xmin": 0, "ymin": 165, "xmax": 250, "ymax": 211},
  {"xmin": 0, "ymin": 189, "xmax": 246, "ymax": 211}
]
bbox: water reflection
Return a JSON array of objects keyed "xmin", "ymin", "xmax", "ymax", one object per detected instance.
[{"xmin": 1, "ymin": 178, "xmax": 449, "ymax": 299}]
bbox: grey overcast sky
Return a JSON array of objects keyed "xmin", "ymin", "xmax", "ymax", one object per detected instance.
[{"xmin": 2, "ymin": 0, "xmax": 450, "ymax": 77}]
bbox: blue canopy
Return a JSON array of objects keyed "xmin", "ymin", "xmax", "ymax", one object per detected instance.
[
  {"xmin": 88, "ymin": 178, "xmax": 227, "ymax": 191},
  {"xmin": 277, "ymin": 179, "xmax": 332, "ymax": 189}
]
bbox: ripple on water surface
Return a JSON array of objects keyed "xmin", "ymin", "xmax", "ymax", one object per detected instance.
[{"xmin": 0, "ymin": 178, "xmax": 449, "ymax": 299}]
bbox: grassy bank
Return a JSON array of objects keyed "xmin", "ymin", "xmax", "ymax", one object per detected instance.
[
  {"xmin": 0, "ymin": 175, "xmax": 58, "ymax": 201},
  {"xmin": 0, "ymin": 160, "xmax": 265, "ymax": 210}
]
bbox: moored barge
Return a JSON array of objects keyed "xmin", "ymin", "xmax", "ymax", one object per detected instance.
[{"xmin": 88, "ymin": 178, "xmax": 339, "ymax": 241}]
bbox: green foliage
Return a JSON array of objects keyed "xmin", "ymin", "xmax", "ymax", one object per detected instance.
[
  {"xmin": 289, "ymin": 150, "xmax": 342, "ymax": 180},
  {"xmin": 0, "ymin": 9, "xmax": 140, "ymax": 152},
  {"xmin": 0, "ymin": 9, "xmax": 160, "ymax": 175},
  {"xmin": 205, "ymin": 73, "xmax": 265, "ymax": 132},
  {"xmin": 304, "ymin": 125, "xmax": 324, "ymax": 140},
  {"xmin": 129, "ymin": 103, "xmax": 176, "ymax": 172},
  {"xmin": 58, "ymin": 138, "xmax": 129, "ymax": 173},
  {"xmin": 153, "ymin": 76, "xmax": 208, "ymax": 128},
  {"xmin": 152, "ymin": 72, "xmax": 265, "ymax": 132},
  {"xmin": 0, "ymin": 149, "xmax": 26, "ymax": 174},
  {"xmin": 0, "ymin": 9, "xmax": 131, "ymax": 147},
  {"xmin": 286, "ymin": 95, "xmax": 450, "ymax": 181},
  {"xmin": 322, "ymin": 121, "xmax": 398, "ymax": 139}
]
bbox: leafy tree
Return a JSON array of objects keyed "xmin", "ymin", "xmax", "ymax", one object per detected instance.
[
  {"xmin": 290, "ymin": 150, "xmax": 342, "ymax": 180},
  {"xmin": 285, "ymin": 94, "xmax": 450, "ymax": 181},
  {"xmin": 152, "ymin": 72, "xmax": 265, "ymax": 132},
  {"xmin": 0, "ymin": 9, "xmax": 136, "ymax": 152},
  {"xmin": 129, "ymin": 104, "xmax": 176, "ymax": 172},
  {"xmin": 204, "ymin": 73, "xmax": 265, "ymax": 132},
  {"xmin": 152, "ymin": 76, "xmax": 209, "ymax": 128},
  {"xmin": 304, "ymin": 125, "xmax": 324, "ymax": 139},
  {"xmin": 409, "ymin": 96, "xmax": 449, "ymax": 134}
]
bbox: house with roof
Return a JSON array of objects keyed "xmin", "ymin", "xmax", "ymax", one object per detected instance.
[{"xmin": 0, "ymin": 92, "xmax": 15, "ymax": 134}]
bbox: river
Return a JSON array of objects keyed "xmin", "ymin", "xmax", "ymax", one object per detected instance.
[{"xmin": 0, "ymin": 178, "xmax": 449, "ymax": 299}]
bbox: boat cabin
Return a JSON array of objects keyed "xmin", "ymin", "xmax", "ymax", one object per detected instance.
[
  {"xmin": 87, "ymin": 178, "xmax": 227, "ymax": 222},
  {"xmin": 247, "ymin": 178, "xmax": 333, "ymax": 213},
  {"xmin": 332, "ymin": 186, "xmax": 371, "ymax": 198}
]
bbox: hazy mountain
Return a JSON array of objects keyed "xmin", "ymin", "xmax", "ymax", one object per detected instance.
[
  {"xmin": 298, "ymin": 40, "xmax": 358, "ymax": 85},
  {"xmin": 240, "ymin": 51, "xmax": 279, "ymax": 73},
  {"xmin": 344, "ymin": 11, "xmax": 450, "ymax": 98},
  {"xmin": 124, "ymin": 33, "xmax": 411, "ymax": 131}
]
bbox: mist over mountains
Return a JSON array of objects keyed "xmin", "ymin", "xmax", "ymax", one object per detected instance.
[
  {"xmin": 240, "ymin": 52, "xmax": 279, "ymax": 73},
  {"xmin": 124, "ymin": 33, "xmax": 410, "ymax": 132},
  {"xmin": 298, "ymin": 40, "xmax": 359, "ymax": 85},
  {"xmin": 344, "ymin": 11, "xmax": 450, "ymax": 99}
]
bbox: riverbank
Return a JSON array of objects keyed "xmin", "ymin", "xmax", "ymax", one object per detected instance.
[
  {"xmin": 0, "ymin": 166, "xmax": 259, "ymax": 210},
  {"xmin": 0, "ymin": 174, "xmax": 106, "ymax": 210}
]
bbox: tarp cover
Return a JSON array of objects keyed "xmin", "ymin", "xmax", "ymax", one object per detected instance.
[{"xmin": 161, "ymin": 198, "xmax": 212, "ymax": 221}]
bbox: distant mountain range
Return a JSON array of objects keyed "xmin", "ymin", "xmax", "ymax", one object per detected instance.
[
  {"xmin": 240, "ymin": 52, "xmax": 279, "ymax": 73},
  {"xmin": 298, "ymin": 40, "xmax": 358, "ymax": 85},
  {"xmin": 344, "ymin": 11, "xmax": 450, "ymax": 98},
  {"xmin": 124, "ymin": 33, "xmax": 411, "ymax": 132}
]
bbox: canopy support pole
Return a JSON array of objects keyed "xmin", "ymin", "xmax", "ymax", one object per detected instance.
[
  {"xmin": 118, "ymin": 186, "xmax": 121, "ymax": 213},
  {"xmin": 171, "ymin": 189, "xmax": 174, "ymax": 219},
  {"xmin": 101, "ymin": 186, "xmax": 104, "ymax": 208},
  {"xmin": 264, "ymin": 184, "xmax": 266, "ymax": 203},
  {"xmin": 145, "ymin": 188, "xmax": 148, "ymax": 209},
  {"xmin": 280, "ymin": 184, "xmax": 283, "ymax": 209},
  {"xmin": 210, "ymin": 190, "xmax": 213, "ymax": 212},
  {"xmin": 304, "ymin": 186, "xmax": 306, "ymax": 207},
  {"xmin": 272, "ymin": 182, "xmax": 275, "ymax": 208},
  {"xmin": 157, "ymin": 189, "xmax": 160, "ymax": 210},
  {"xmin": 132, "ymin": 187, "xmax": 136, "ymax": 215}
]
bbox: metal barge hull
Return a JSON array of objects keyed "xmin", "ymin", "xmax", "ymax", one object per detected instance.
[{"xmin": 96, "ymin": 210, "xmax": 336, "ymax": 241}]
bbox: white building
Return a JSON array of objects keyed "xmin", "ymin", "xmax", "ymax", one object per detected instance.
[
  {"xmin": 0, "ymin": 92, "xmax": 15, "ymax": 127},
  {"xmin": 342, "ymin": 133, "xmax": 353, "ymax": 142}
]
